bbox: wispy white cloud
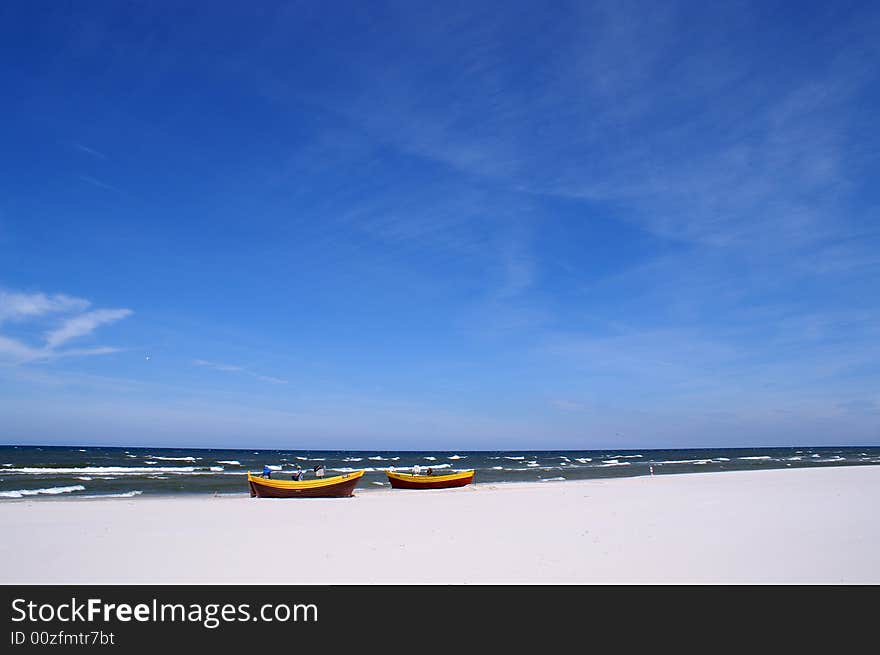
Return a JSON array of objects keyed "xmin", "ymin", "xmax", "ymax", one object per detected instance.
[
  {"xmin": 0, "ymin": 290, "xmax": 90, "ymax": 323},
  {"xmin": 193, "ymin": 359, "xmax": 288, "ymax": 384},
  {"xmin": 72, "ymin": 143, "xmax": 107, "ymax": 159},
  {"xmin": 45, "ymin": 309, "xmax": 132, "ymax": 349},
  {"xmin": 0, "ymin": 289, "xmax": 131, "ymax": 364},
  {"xmin": 78, "ymin": 175, "xmax": 122, "ymax": 193},
  {"xmin": 0, "ymin": 335, "xmax": 41, "ymax": 362},
  {"xmin": 193, "ymin": 359, "xmax": 243, "ymax": 372}
]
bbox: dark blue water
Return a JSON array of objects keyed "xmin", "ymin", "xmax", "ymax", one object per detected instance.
[{"xmin": 1, "ymin": 444, "xmax": 878, "ymax": 499}]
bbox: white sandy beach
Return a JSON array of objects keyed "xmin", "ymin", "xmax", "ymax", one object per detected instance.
[{"xmin": 2, "ymin": 466, "xmax": 878, "ymax": 584}]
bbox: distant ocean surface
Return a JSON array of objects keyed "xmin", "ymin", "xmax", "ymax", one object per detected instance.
[{"xmin": 1, "ymin": 445, "xmax": 878, "ymax": 500}]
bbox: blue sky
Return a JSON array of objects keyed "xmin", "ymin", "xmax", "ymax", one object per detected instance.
[{"xmin": 1, "ymin": 1, "xmax": 878, "ymax": 449}]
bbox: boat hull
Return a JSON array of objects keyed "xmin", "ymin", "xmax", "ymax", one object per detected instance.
[
  {"xmin": 247, "ymin": 471, "xmax": 363, "ymax": 498},
  {"xmin": 386, "ymin": 469, "xmax": 475, "ymax": 489}
]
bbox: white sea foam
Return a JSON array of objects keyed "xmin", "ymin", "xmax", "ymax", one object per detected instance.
[
  {"xmin": 738, "ymin": 456, "xmax": 773, "ymax": 460},
  {"xmin": 596, "ymin": 461, "xmax": 631, "ymax": 467},
  {"xmin": 491, "ymin": 466, "xmax": 503, "ymax": 470},
  {"xmin": 811, "ymin": 454, "xmax": 821, "ymax": 458},
  {"xmin": 559, "ymin": 456, "xmax": 571, "ymax": 462},
  {"xmin": 329, "ymin": 467, "xmax": 374, "ymax": 473},
  {"xmin": 296, "ymin": 456, "xmax": 308, "ymax": 461},
  {"xmin": 371, "ymin": 481, "xmax": 386, "ymax": 486},
  {"xmin": 656, "ymin": 459, "xmax": 715, "ymax": 465},
  {"xmin": 125, "ymin": 454, "xmax": 137, "ymax": 458},
  {"xmin": 2, "ymin": 464, "xmax": 12, "ymax": 467},
  {"xmin": 343, "ymin": 457, "xmax": 363, "ymax": 462},
  {"xmin": 785, "ymin": 457, "xmax": 802, "ymax": 461},
  {"xmin": 76, "ymin": 477, "xmax": 93, "ymax": 481},
  {"xmin": 527, "ymin": 462, "xmax": 539, "ymax": 467},
  {"xmin": 603, "ymin": 459, "xmax": 620, "ymax": 464},
  {"xmin": 505, "ymin": 456, "xmax": 525, "ymax": 460},
  {"xmin": 0, "ymin": 485, "xmax": 85, "ymax": 498},
  {"xmin": 423, "ymin": 456, "xmax": 437, "ymax": 461},
  {"xmin": 609, "ymin": 454, "xmax": 643, "ymax": 458},
  {"xmin": 575, "ymin": 458, "xmax": 592, "ymax": 463},
  {"xmin": 216, "ymin": 460, "xmax": 241, "ymax": 466},
  {"xmin": 448, "ymin": 455, "xmax": 465, "ymax": 460},
  {"xmin": 79, "ymin": 491, "xmax": 143, "ymax": 499},
  {"xmin": 145, "ymin": 461, "xmax": 158, "ymax": 465},
  {"xmin": 394, "ymin": 463, "xmax": 452, "ymax": 472},
  {"xmin": 3, "ymin": 466, "xmax": 223, "ymax": 475},
  {"xmin": 368, "ymin": 456, "xmax": 386, "ymax": 461},
  {"xmin": 148, "ymin": 456, "xmax": 199, "ymax": 462},
  {"xmin": 716, "ymin": 457, "xmax": 730, "ymax": 461},
  {"xmin": 78, "ymin": 449, "xmax": 86, "ymax": 452},
  {"xmin": 540, "ymin": 477, "xmax": 566, "ymax": 482}
]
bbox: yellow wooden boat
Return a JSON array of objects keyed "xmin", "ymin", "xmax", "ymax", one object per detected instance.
[
  {"xmin": 248, "ymin": 470, "xmax": 364, "ymax": 498},
  {"xmin": 386, "ymin": 469, "xmax": 475, "ymax": 489}
]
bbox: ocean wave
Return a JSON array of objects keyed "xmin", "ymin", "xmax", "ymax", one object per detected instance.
[
  {"xmin": 79, "ymin": 491, "xmax": 143, "ymax": 499},
  {"xmin": 423, "ymin": 456, "xmax": 437, "ymax": 461},
  {"xmin": 596, "ymin": 461, "xmax": 631, "ymax": 467},
  {"xmin": 3, "ymin": 466, "xmax": 223, "ymax": 475},
  {"xmin": 216, "ymin": 460, "xmax": 241, "ymax": 466},
  {"xmin": 655, "ymin": 459, "xmax": 716, "ymax": 465},
  {"xmin": 738, "ymin": 456, "xmax": 773, "ymax": 460},
  {"xmin": 329, "ymin": 467, "xmax": 375, "ymax": 473},
  {"xmin": 144, "ymin": 461, "xmax": 158, "ymax": 465},
  {"xmin": 540, "ymin": 477, "xmax": 566, "ymax": 482},
  {"xmin": 575, "ymin": 458, "xmax": 592, "ymax": 463},
  {"xmin": 491, "ymin": 466, "xmax": 503, "ymax": 470},
  {"xmin": 504, "ymin": 456, "xmax": 525, "ymax": 460},
  {"xmin": 148, "ymin": 456, "xmax": 200, "ymax": 462},
  {"xmin": 368, "ymin": 456, "xmax": 387, "ymax": 461},
  {"xmin": 343, "ymin": 457, "xmax": 363, "ymax": 462},
  {"xmin": 448, "ymin": 455, "xmax": 465, "ymax": 460},
  {"xmin": 76, "ymin": 476, "xmax": 93, "ymax": 481},
  {"xmin": 609, "ymin": 454, "xmax": 643, "ymax": 458},
  {"xmin": 0, "ymin": 484, "xmax": 85, "ymax": 498}
]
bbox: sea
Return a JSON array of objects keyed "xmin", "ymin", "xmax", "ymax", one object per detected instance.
[{"xmin": 1, "ymin": 444, "xmax": 878, "ymax": 500}]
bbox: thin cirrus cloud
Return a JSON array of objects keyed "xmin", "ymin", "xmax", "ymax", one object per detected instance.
[
  {"xmin": 45, "ymin": 309, "xmax": 133, "ymax": 349},
  {"xmin": 0, "ymin": 290, "xmax": 90, "ymax": 322},
  {"xmin": 0, "ymin": 289, "xmax": 131, "ymax": 364},
  {"xmin": 193, "ymin": 359, "xmax": 288, "ymax": 385}
]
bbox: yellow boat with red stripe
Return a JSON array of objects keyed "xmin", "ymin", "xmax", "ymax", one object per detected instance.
[
  {"xmin": 385, "ymin": 469, "xmax": 475, "ymax": 489},
  {"xmin": 247, "ymin": 470, "xmax": 364, "ymax": 498}
]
